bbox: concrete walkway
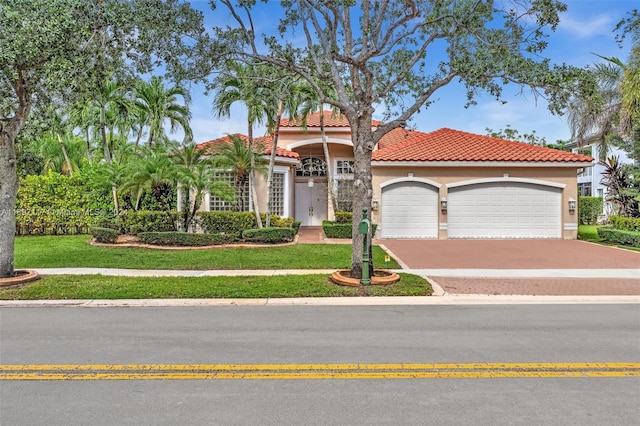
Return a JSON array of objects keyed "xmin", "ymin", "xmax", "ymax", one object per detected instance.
[{"xmin": 0, "ymin": 267, "xmax": 633, "ymax": 307}]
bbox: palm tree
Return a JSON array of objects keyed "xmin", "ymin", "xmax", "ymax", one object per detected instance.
[
  {"xmin": 121, "ymin": 145, "xmax": 176, "ymax": 211},
  {"xmin": 173, "ymin": 144, "xmax": 234, "ymax": 231},
  {"xmin": 38, "ymin": 132, "xmax": 85, "ymax": 176},
  {"xmin": 212, "ymin": 134, "xmax": 266, "ymax": 213},
  {"xmin": 298, "ymin": 83, "xmax": 342, "ymax": 213},
  {"xmin": 213, "ymin": 61, "xmax": 271, "ymax": 227},
  {"xmin": 133, "ymin": 76, "xmax": 193, "ymax": 147},
  {"xmin": 568, "ymin": 34, "xmax": 640, "ymax": 161},
  {"xmin": 263, "ymin": 70, "xmax": 305, "ymax": 226}
]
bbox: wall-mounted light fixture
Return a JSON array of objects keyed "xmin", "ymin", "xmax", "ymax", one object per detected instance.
[
  {"xmin": 441, "ymin": 197, "xmax": 448, "ymax": 211},
  {"xmin": 307, "ymin": 178, "xmax": 314, "ymax": 188},
  {"xmin": 568, "ymin": 198, "xmax": 577, "ymax": 212},
  {"xmin": 371, "ymin": 199, "xmax": 379, "ymax": 211}
]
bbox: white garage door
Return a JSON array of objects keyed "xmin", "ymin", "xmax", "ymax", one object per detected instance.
[
  {"xmin": 381, "ymin": 181, "xmax": 438, "ymax": 238},
  {"xmin": 448, "ymin": 182, "xmax": 561, "ymax": 239}
]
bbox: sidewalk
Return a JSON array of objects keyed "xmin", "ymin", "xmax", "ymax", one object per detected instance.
[{"xmin": 0, "ymin": 267, "xmax": 634, "ymax": 307}]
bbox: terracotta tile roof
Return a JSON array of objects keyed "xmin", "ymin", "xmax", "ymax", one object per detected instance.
[
  {"xmin": 374, "ymin": 128, "xmax": 594, "ymax": 163},
  {"xmin": 196, "ymin": 134, "xmax": 299, "ymax": 160},
  {"xmin": 280, "ymin": 110, "xmax": 383, "ymax": 128}
]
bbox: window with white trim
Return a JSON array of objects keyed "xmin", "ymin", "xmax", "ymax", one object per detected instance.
[
  {"xmin": 336, "ymin": 159, "xmax": 354, "ymax": 175},
  {"xmin": 209, "ymin": 172, "xmax": 250, "ymax": 212},
  {"xmin": 269, "ymin": 172, "xmax": 285, "ymax": 216}
]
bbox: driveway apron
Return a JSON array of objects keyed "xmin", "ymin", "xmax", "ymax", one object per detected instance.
[{"xmin": 377, "ymin": 239, "xmax": 640, "ymax": 296}]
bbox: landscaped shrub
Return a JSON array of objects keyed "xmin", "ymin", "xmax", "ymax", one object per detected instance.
[
  {"xmin": 197, "ymin": 211, "xmax": 256, "ymax": 239},
  {"xmin": 334, "ymin": 211, "xmax": 353, "ymax": 224},
  {"xmin": 138, "ymin": 232, "xmax": 235, "ymax": 246},
  {"xmin": 16, "ymin": 172, "xmax": 114, "ymax": 236},
  {"xmin": 118, "ymin": 210, "xmax": 179, "ymax": 235},
  {"xmin": 292, "ymin": 221, "xmax": 301, "ymax": 234},
  {"xmin": 90, "ymin": 227, "xmax": 119, "ymax": 244},
  {"xmin": 259, "ymin": 214, "xmax": 295, "ymax": 228},
  {"xmin": 242, "ymin": 227, "xmax": 296, "ymax": 244},
  {"xmin": 597, "ymin": 226, "xmax": 640, "ymax": 248},
  {"xmin": 609, "ymin": 215, "xmax": 640, "ymax": 232},
  {"xmin": 578, "ymin": 196, "xmax": 603, "ymax": 225},
  {"xmin": 322, "ymin": 221, "xmax": 378, "ymax": 238}
]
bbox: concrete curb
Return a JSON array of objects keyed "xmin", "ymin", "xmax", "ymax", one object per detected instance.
[{"xmin": 1, "ymin": 295, "xmax": 639, "ymax": 308}]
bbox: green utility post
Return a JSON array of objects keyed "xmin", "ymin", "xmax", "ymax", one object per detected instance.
[{"xmin": 358, "ymin": 208, "xmax": 371, "ymax": 286}]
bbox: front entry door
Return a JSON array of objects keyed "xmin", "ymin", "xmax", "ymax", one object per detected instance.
[{"xmin": 295, "ymin": 182, "xmax": 328, "ymax": 226}]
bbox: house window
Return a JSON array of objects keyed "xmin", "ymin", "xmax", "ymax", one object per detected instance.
[
  {"xmin": 577, "ymin": 167, "xmax": 592, "ymax": 177},
  {"xmin": 335, "ymin": 178, "xmax": 353, "ymax": 212},
  {"xmin": 578, "ymin": 182, "xmax": 592, "ymax": 196},
  {"xmin": 269, "ymin": 173, "xmax": 285, "ymax": 216},
  {"xmin": 210, "ymin": 172, "xmax": 250, "ymax": 212},
  {"xmin": 597, "ymin": 188, "xmax": 604, "ymax": 198},
  {"xmin": 296, "ymin": 157, "xmax": 327, "ymax": 177},
  {"xmin": 336, "ymin": 160, "xmax": 354, "ymax": 175}
]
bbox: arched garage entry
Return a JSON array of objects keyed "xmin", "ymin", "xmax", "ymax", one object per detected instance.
[
  {"xmin": 447, "ymin": 179, "xmax": 563, "ymax": 239},
  {"xmin": 380, "ymin": 179, "xmax": 439, "ymax": 238}
]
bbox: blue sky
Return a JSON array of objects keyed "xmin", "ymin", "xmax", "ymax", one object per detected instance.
[{"xmin": 181, "ymin": 0, "xmax": 637, "ymax": 145}]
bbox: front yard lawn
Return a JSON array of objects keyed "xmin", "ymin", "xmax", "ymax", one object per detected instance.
[
  {"xmin": 578, "ymin": 225, "xmax": 600, "ymax": 241},
  {"xmin": 0, "ymin": 273, "xmax": 431, "ymax": 299},
  {"xmin": 15, "ymin": 235, "xmax": 400, "ymax": 270}
]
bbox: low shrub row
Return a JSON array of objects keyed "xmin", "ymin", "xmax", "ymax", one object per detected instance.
[
  {"xmin": 322, "ymin": 221, "xmax": 378, "ymax": 239},
  {"xmin": 242, "ymin": 227, "xmax": 296, "ymax": 243},
  {"xmin": 597, "ymin": 226, "xmax": 640, "ymax": 248},
  {"xmin": 137, "ymin": 232, "xmax": 235, "ymax": 246},
  {"xmin": 609, "ymin": 215, "xmax": 640, "ymax": 232},
  {"xmin": 91, "ymin": 227, "xmax": 119, "ymax": 244}
]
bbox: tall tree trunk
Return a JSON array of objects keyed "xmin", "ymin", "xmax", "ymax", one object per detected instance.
[
  {"xmin": 1, "ymin": 74, "xmax": 30, "ymax": 278},
  {"xmin": 265, "ymin": 100, "xmax": 283, "ymax": 227},
  {"xmin": 57, "ymin": 134, "xmax": 74, "ymax": 176},
  {"xmin": 320, "ymin": 108, "xmax": 339, "ymax": 214},
  {"xmin": 100, "ymin": 108, "xmax": 112, "ymax": 165},
  {"xmin": 85, "ymin": 128, "xmax": 92, "ymax": 164},
  {"xmin": 349, "ymin": 118, "xmax": 375, "ymax": 279},
  {"xmin": 0, "ymin": 132, "xmax": 18, "ymax": 278},
  {"xmin": 248, "ymin": 124, "xmax": 262, "ymax": 228}
]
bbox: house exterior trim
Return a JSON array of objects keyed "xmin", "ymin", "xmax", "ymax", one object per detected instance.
[
  {"xmin": 446, "ymin": 177, "xmax": 566, "ymax": 189},
  {"xmin": 372, "ymin": 161, "xmax": 594, "ymax": 168},
  {"xmin": 380, "ymin": 176, "xmax": 442, "ymax": 189},
  {"xmin": 286, "ymin": 137, "xmax": 353, "ymax": 150}
]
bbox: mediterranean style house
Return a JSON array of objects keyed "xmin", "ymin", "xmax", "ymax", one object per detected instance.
[{"xmin": 196, "ymin": 111, "xmax": 594, "ymax": 239}]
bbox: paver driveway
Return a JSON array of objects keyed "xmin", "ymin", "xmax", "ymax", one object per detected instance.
[{"xmin": 378, "ymin": 239, "xmax": 640, "ymax": 269}]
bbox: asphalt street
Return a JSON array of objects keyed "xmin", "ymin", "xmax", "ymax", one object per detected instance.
[{"xmin": 1, "ymin": 304, "xmax": 639, "ymax": 425}]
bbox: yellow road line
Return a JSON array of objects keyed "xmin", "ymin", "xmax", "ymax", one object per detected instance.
[
  {"xmin": 2, "ymin": 362, "xmax": 639, "ymax": 372},
  {"xmin": 1, "ymin": 363, "xmax": 639, "ymax": 381}
]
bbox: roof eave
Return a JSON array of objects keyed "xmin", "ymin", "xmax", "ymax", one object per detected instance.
[{"xmin": 371, "ymin": 160, "xmax": 595, "ymax": 167}]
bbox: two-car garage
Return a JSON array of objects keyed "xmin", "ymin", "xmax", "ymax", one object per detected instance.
[{"xmin": 380, "ymin": 179, "xmax": 563, "ymax": 239}]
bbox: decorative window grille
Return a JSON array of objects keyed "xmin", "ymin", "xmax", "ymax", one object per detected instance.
[
  {"xmin": 296, "ymin": 157, "xmax": 327, "ymax": 177},
  {"xmin": 335, "ymin": 177, "xmax": 353, "ymax": 212},
  {"xmin": 336, "ymin": 160, "xmax": 354, "ymax": 175},
  {"xmin": 209, "ymin": 172, "xmax": 250, "ymax": 211},
  {"xmin": 269, "ymin": 173, "xmax": 285, "ymax": 216}
]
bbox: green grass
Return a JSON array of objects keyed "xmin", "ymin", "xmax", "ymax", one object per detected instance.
[
  {"xmin": 15, "ymin": 235, "xmax": 400, "ymax": 270},
  {"xmin": 0, "ymin": 273, "xmax": 431, "ymax": 300},
  {"xmin": 578, "ymin": 225, "xmax": 600, "ymax": 241}
]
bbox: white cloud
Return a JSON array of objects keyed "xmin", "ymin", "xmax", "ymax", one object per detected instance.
[{"xmin": 558, "ymin": 13, "xmax": 615, "ymax": 39}]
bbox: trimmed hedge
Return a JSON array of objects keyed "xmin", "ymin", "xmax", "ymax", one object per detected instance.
[
  {"xmin": 609, "ymin": 215, "xmax": 640, "ymax": 232},
  {"xmin": 242, "ymin": 227, "xmax": 296, "ymax": 244},
  {"xmin": 334, "ymin": 211, "xmax": 353, "ymax": 224},
  {"xmin": 597, "ymin": 226, "xmax": 640, "ymax": 248},
  {"xmin": 16, "ymin": 173, "xmax": 114, "ymax": 236},
  {"xmin": 198, "ymin": 211, "xmax": 256, "ymax": 239},
  {"xmin": 322, "ymin": 221, "xmax": 378, "ymax": 239},
  {"xmin": 260, "ymin": 213, "xmax": 295, "ymax": 228},
  {"xmin": 138, "ymin": 232, "xmax": 235, "ymax": 246},
  {"xmin": 118, "ymin": 210, "xmax": 179, "ymax": 235},
  {"xmin": 90, "ymin": 227, "xmax": 119, "ymax": 244},
  {"xmin": 578, "ymin": 196, "xmax": 603, "ymax": 225}
]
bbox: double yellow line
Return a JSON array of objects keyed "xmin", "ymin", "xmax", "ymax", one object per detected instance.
[{"xmin": 1, "ymin": 362, "xmax": 639, "ymax": 380}]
